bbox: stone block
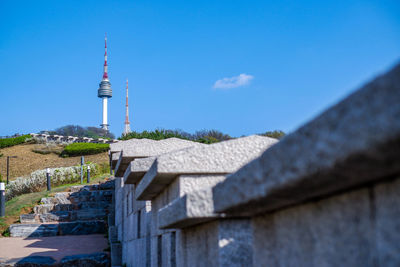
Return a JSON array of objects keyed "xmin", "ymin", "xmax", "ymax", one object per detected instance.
[
  {"xmin": 213, "ymin": 63, "xmax": 400, "ymax": 216},
  {"xmin": 75, "ymin": 209, "xmax": 106, "ymax": 221},
  {"xmin": 115, "ymin": 138, "xmax": 201, "ymax": 177},
  {"xmin": 124, "ymin": 157, "xmax": 156, "ymax": 185},
  {"xmin": 252, "ymin": 188, "xmax": 375, "ymax": 267},
  {"xmin": 59, "ymin": 252, "xmax": 109, "ymax": 267},
  {"xmin": 39, "ymin": 212, "xmax": 69, "ymax": 223},
  {"xmin": 108, "ymin": 213, "xmax": 115, "ymax": 226},
  {"xmin": 10, "ymin": 223, "xmax": 58, "ymax": 237},
  {"xmin": 110, "ymin": 138, "xmax": 156, "ymax": 154},
  {"xmin": 33, "ymin": 204, "xmax": 54, "ymax": 214},
  {"xmin": 58, "ymin": 220, "xmax": 106, "ymax": 235},
  {"xmin": 20, "ymin": 214, "xmax": 37, "ymax": 224},
  {"xmin": 181, "ymin": 221, "xmax": 219, "ymax": 267},
  {"xmin": 126, "ymin": 212, "xmax": 137, "ymax": 242},
  {"xmin": 158, "ymin": 187, "xmax": 218, "ymax": 229},
  {"xmin": 111, "ymin": 243, "xmax": 122, "ymax": 267},
  {"xmin": 375, "ymin": 177, "xmax": 400, "ymax": 266},
  {"xmin": 218, "ymin": 219, "xmax": 253, "ymax": 267},
  {"xmin": 150, "ymin": 235, "xmax": 159, "ymax": 267},
  {"xmin": 135, "ymin": 135, "xmax": 277, "ymax": 200},
  {"xmin": 117, "ymin": 223, "xmax": 123, "ymax": 242},
  {"xmin": 15, "ymin": 256, "xmax": 56, "ymax": 267},
  {"xmin": 109, "ymin": 226, "xmax": 118, "ymax": 243}
]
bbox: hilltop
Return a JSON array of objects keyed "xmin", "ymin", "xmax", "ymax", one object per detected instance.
[{"xmin": 0, "ymin": 143, "xmax": 108, "ymax": 181}]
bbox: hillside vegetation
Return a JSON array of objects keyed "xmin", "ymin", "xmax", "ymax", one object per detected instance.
[
  {"xmin": 120, "ymin": 129, "xmax": 232, "ymax": 144},
  {"xmin": 120, "ymin": 129, "xmax": 285, "ymax": 143},
  {"xmin": 0, "ymin": 144, "xmax": 109, "ymax": 181},
  {"xmin": 61, "ymin": 143, "xmax": 110, "ymax": 157},
  {"xmin": 0, "ymin": 134, "xmax": 31, "ymax": 149},
  {"xmin": 49, "ymin": 125, "xmax": 115, "ymax": 139}
]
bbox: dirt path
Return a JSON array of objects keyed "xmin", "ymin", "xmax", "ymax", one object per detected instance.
[
  {"xmin": 0, "ymin": 144, "xmax": 108, "ymax": 180},
  {"xmin": 0, "ymin": 235, "xmax": 108, "ymax": 264}
]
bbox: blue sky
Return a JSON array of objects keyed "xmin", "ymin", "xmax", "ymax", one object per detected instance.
[{"xmin": 0, "ymin": 0, "xmax": 399, "ymax": 138}]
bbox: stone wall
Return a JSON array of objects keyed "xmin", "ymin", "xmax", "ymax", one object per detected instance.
[{"xmin": 110, "ymin": 62, "xmax": 400, "ymax": 266}]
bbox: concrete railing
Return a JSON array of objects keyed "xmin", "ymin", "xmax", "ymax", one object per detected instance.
[
  {"xmin": 30, "ymin": 133, "xmax": 118, "ymax": 144},
  {"xmin": 109, "ymin": 62, "xmax": 400, "ymax": 267}
]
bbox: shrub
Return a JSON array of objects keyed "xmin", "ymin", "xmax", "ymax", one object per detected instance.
[
  {"xmin": 260, "ymin": 130, "xmax": 286, "ymax": 139},
  {"xmin": 32, "ymin": 144, "xmax": 65, "ymax": 155},
  {"xmin": 5, "ymin": 163, "xmax": 101, "ymax": 201},
  {"xmin": 120, "ymin": 129, "xmax": 188, "ymax": 141},
  {"xmin": 120, "ymin": 129, "xmax": 232, "ymax": 143},
  {"xmin": 0, "ymin": 135, "xmax": 31, "ymax": 149},
  {"xmin": 61, "ymin": 143, "xmax": 110, "ymax": 157},
  {"xmin": 53, "ymin": 125, "xmax": 115, "ymax": 139}
]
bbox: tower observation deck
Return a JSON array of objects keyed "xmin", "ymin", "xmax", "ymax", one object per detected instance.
[{"xmin": 98, "ymin": 33, "xmax": 112, "ymax": 130}]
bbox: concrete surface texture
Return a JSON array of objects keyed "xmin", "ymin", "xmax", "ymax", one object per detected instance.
[
  {"xmin": 213, "ymin": 62, "xmax": 400, "ymax": 216},
  {"xmin": 123, "ymin": 157, "xmax": 156, "ymax": 184},
  {"xmin": 158, "ymin": 176, "xmax": 226, "ymax": 229},
  {"xmin": 114, "ymin": 138, "xmax": 203, "ymax": 177},
  {"xmin": 110, "ymin": 138, "xmax": 156, "ymax": 154},
  {"xmin": 135, "ymin": 135, "xmax": 278, "ymax": 200}
]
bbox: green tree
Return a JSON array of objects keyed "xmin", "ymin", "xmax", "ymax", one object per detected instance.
[{"xmin": 260, "ymin": 130, "xmax": 285, "ymax": 139}]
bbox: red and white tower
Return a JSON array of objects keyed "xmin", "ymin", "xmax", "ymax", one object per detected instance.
[
  {"xmin": 123, "ymin": 79, "xmax": 131, "ymax": 135},
  {"xmin": 97, "ymin": 33, "xmax": 112, "ymax": 131}
]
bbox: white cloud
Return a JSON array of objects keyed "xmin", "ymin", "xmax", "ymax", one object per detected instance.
[{"xmin": 213, "ymin": 73, "xmax": 254, "ymax": 89}]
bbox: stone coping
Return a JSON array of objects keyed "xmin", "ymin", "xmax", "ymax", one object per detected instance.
[
  {"xmin": 213, "ymin": 62, "xmax": 400, "ymax": 216},
  {"xmin": 158, "ymin": 187, "xmax": 220, "ymax": 229},
  {"xmin": 109, "ymin": 138, "xmax": 156, "ymax": 154},
  {"xmin": 114, "ymin": 138, "xmax": 202, "ymax": 177},
  {"xmin": 111, "ymin": 152, "xmax": 121, "ymax": 169},
  {"xmin": 135, "ymin": 135, "xmax": 278, "ymax": 200},
  {"xmin": 123, "ymin": 157, "xmax": 156, "ymax": 184}
]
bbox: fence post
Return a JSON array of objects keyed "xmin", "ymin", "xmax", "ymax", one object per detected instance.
[
  {"xmin": 109, "ymin": 150, "xmax": 113, "ymax": 175},
  {"xmin": 6, "ymin": 157, "xmax": 9, "ymax": 185},
  {"xmin": 80, "ymin": 156, "xmax": 84, "ymax": 184},
  {"xmin": 0, "ymin": 182, "xmax": 5, "ymax": 217},
  {"xmin": 46, "ymin": 168, "xmax": 51, "ymax": 191},
  {"xmin": 87, "ymin": 165, "xmax": 91, "ymax": 184}
]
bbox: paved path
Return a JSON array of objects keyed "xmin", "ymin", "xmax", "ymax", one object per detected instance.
[{"xmin": 0, "ymin": 234, "xmax": 108, "ymax": 265}]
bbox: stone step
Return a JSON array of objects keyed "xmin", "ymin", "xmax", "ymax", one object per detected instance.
[
  {"xmin": 20, "ymin": 209, "xmax": 107, "ymax": 223},
  {"xmin": 10, "ymin": 220, "xmax": 107, "ymax": 237},
  {"xmin": 69, "ymin": 190, "xmax": 113, "ymax": 203},
  {"xmin": 74, "ymin": 209, "xmax": 107, "ymax": 221},
  {"xmin": 39, "ymin": 212, "xmax": 70, "ymax": 223},
  {"xmin": 69, "ymin": 180, "xmax": 114, "ymax": 193},
  {"xmin": 34, "ymin": 204, "xmax": 76, "ymax": 214},
  {"xmin": 12, "ymin": 252, "xmax": 110, "ymax": 267},
  {"xmin": 20, "ymin": 214, "xmax": 37, "ymax": 224},
  {"xmin": 58, "ymin": 220, "xmax": 107, "ymax": 235},
  {"xmin": 40, "ymin": 192, "xmax": 71, "ymax": 205},
  {"xmin": 10, "ymin": 223, "xmax": 59, "ymax": 237},
  {"xmin": 78, "ymin": 201, "xmax": 111, "ymax": 210}
]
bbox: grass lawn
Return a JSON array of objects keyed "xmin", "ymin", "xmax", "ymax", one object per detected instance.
[{"xmin": 0, "ymin": 173, "xmax": 111, "ymax": 236}]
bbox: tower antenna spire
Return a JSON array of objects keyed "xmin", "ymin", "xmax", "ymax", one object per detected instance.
[
  {"xmin": 123, "ymin": 78, "xmax": 132, "ymax": 135},
  {"xmin": 103, "ymin": 33, "xmax": 108, "ymax": 80}
]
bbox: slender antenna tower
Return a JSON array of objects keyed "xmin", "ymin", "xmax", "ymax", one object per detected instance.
[
  {"xmin": 123, "ymin": 79, "xmax": 131, "ymax": 135},
  {"xmin": 98, "ymin": 33, "xmax": 112, "ymax": 131}
]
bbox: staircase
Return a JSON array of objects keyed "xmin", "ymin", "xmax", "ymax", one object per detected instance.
[
  {"xmin": 10, "ymin": 181, "xmax": 114, "ymax": 238},
  {"xmin": 1, "ymin": 181, "xmax": 116, "ymax": 266}
]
